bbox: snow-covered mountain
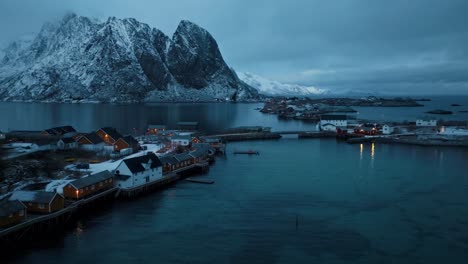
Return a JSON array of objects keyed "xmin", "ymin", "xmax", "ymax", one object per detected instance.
[
  {"xmin": 0, "ymin": 13, "xmax": 258, "ymax": 103},
  {"xmin": 237, "ymin": 72, "xmax": 327, "ymax": 96}
]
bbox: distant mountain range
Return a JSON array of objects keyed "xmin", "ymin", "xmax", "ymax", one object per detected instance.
[
  {"xmin": 0, "ymin": 13, "xmax": 258, "ymax": 103},
  {"xmin": 237, "ymin": 72, "xmax": 327, "ymax": 96}
]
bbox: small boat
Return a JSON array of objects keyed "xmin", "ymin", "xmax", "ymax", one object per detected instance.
[{"xmin": 233, "ymin": 150, "xmax": 260, "ymax": 155}]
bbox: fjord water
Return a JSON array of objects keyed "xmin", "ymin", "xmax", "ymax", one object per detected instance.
[
  {"xmin": 11, "ymin": 139, "xmax": 468, "ymax": 264},
  {"xmin": 1, "ymin": 96, "xmax": 467, "ymax": 134},
  {"xmin": 2, "ymin": 96, "xmax": 468, "ymax": 263}
]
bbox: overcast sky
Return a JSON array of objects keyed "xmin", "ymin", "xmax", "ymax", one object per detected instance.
[{"xmin": 1, "ymin": 0, "xmax": 468, "ymax": 94}]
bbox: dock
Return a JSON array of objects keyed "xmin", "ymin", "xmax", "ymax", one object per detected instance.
[
  {"xmin": 185, "ymin": 178, "xmax": 215, "ymax": 184},
  {"xmin": 233, "ymin": 150, "xmax": 260, "ymax": 155}
]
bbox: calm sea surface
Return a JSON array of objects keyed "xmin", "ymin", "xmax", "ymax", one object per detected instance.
[
  {"xmin": 0, "ymin": 96, "xmax": 467, "ymax": 134},
  {"xmin": 2, "ymin": 96, "xmax": 468, "ymax": 263}
]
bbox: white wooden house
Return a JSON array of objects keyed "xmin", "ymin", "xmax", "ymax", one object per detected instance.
[
  {"xmin": 382, "ymin": 124, "xmax": 394, "ymax": 135},
  {"xmin": 319, "ymin": 115, "xmax": 348, "ymax": 131},
  {"xmin": 114, "ymin": 153, "xmax": 163, "ymax": 189},
  {"xmin": 416, "ymin": 118, "xmax": 437, "ymax": 127}
]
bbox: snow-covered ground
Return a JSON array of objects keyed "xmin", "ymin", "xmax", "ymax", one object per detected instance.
[
  {"xmin": 67, "ymin": 143, "xmax": 163, "ymax": 174},
  {"xmin": 237, "ymin": 72, "xmax": 327, "ymax": 96}
]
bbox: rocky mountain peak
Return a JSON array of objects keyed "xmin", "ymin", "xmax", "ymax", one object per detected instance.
[{"xmin": 0, "ymin": 14, "xmax": 258, "ymax": 102}]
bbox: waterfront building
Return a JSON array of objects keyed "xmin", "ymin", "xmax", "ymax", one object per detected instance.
[
  {"xmin": 114, "ymin": 153, "xmax": 163, "ymax": 189},
  {"xmin": 63, "ymin": 171, "xmax": 115, "ymax": 200},
  {"xmin": 382, "ymin": 124, "xmax": 394, "ymax": 135},
  {"xmin": 416, "ymin": 118, "xmax": 437, "ymax": 127},
  {"xmin": 9, "ymin": 191, "xmax": 64, "ymax": 214},
  {"xmin": 171, "ymin": 134, "xmax": 191, "ymax": 147},
  {"xmin": 0, "ymin": 200, "xmax": 27, "ymax": 228},
  {"xmin": 439, "ymin": 126, "xmax": 468, "ymax": 136},
  {"xmin": 319, "ymin": 115, "xmax": 348, "ymax": 131}
]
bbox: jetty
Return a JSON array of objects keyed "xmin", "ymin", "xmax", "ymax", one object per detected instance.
[
  {"xmin": 233, "ymin": 150, "xmax": 260, "ymax": 155},
  {"xmin": 185, "ymin": 178, "xmax": 215, "ymax": 184}
]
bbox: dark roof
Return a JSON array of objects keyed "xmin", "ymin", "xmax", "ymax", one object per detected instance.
[
  {"xmin": 159, "ymin": 155, "xmax": 179, "ymax": 165},
  {"xmin": 44, "ymin": 126, "xmax": 76, "ymax": 136},
  {"xmin": 119, "ymin": 135, "xmax": 139, "ymax": 146},
  {"xmin": 190, "ymin": 143, "xmax": 212, "ymax": 158},
  {"xmin": 0, "ymin": 200, "xmax": 26, "ymax": 217},
  {"xmin": 81, "ymin": 132, "xmax": 104, "ymax": 144},
  {"xmin": 9, "ymin": 191, "xmax": 60, "ymax": 204},
  {"xmin": 321, "ymin": 115, "xmax": 348, "ymax": 121},
  {"xmin": 122, "ymin": 153, "xmax": 162, "ymax": 174},
  {"xmin": 174, "ymin": 153, "xmax": 193, "ymax": 162},
  {"xmin": 69, "ymin": 170, "xmax": 114, "ymax": 189},
  {"xmin": 60, "ymin": 137, "xmax": 76, "ymax": 144},
  {"xmin": 99, "ymin": 127, "xmax": 123, "ymax": 141}
]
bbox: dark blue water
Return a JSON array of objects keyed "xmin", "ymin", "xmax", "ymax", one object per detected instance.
[
  {"xmin": 10, "ymin": 139, "xmax": 468, "ymax": 264},
  {"xmin": 1, "ymin": 96, "xmax": 467, "ymax": 134}
]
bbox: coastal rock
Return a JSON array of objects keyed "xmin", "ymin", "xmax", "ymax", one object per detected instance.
[{"xmin": 0, "ymin": 14, "xmax": 257, "ymax": 102}]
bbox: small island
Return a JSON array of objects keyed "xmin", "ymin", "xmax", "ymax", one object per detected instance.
[
  {"xmin": 426, "ymin": 109, "xmax": 453, "ymax": 115},
  {"xmin": 451, "ymin": 104, "xmax": 462, "ymax": 107}
]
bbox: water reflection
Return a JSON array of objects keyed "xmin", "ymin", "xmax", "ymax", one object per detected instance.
[{"xmin": 0, "ymin": 102, "xmax": 319, "ymax": 134}]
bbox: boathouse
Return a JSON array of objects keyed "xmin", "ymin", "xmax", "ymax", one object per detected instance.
[
  {"xmin": 0, "ymin": 200, "xmax": 27, "ymax": 228},
  {"xmin": 160, "ymin": 155, "xmax": 179, "ymax": 173},
  {"xmin": 96, "ymin": 127, "xmax": 123, "ymax": 145},
  {"xmin": 173, "ymin": 153, "xmax": 194, "ymax": 169},
  {"xmin": 9, "ymin": 191, "xmax": 64, "ymax": 214},
  {"xmin": 63, "ymin": 171, "xmax": 115, "ymax": 200},
  {"xmin": 78, "ymin": 132, "xmax": 105, "ymax": 151},
  {"xmin": 114, "ymin": 152, "xmax": 163, "ymax": 189}
]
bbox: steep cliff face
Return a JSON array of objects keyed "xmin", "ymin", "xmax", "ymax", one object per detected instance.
[{"xmin": 0, "ymin": 14, "xmax": 257, "ymax": 102}]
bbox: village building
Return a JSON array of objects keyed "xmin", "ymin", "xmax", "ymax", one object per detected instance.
[
  {"xmin": 96, "ymin": 127, "xmax": 123, "ymax": 145},
  {"xmin": 0, "ymin": 200, "xmax": 27, "ymax": 228},
  {"xmin": 189, "ymin": 143, "xmax": 212, "ymax": 163},
  {"xmin": 63, "ymin": 171, "xmax": 114, "ymax": 199},
  {"xmin": 416, "ymin": 118, "xmax": 437, "ymax": 127},
  {"xmin": 9, "ymin": 191, "xmax": 64, "ymax": 214},
  {"xmin": 42, "ymin": 126, "xmax": 76, "ymax": 136},
  {"xmin": 439, "ymin": 127, "xmax": 468, "ymax": 136},
  {"xmin": 171, "ymin": 134, "xmax": 191, "ymax": 147},
  {"xmin": 159, "ymin": 155, "xmax": 179, "ymax": 173},
  {"xmin": 57, "ymin": 137, "xmax": 78, "ymax": 149},
  {"xmin": 319, "ymin": 115, "xmax": 348, "ymax": 131},
  {"xmin": 173, "ymin": 153, "xmax": 194, "ymax": 168},
  {"xmin": 382, "ymin": 124, "xmax": 394, "ymax": 135},
  {"xmin": 0, "ymin": 130, "xmax": 5, "ymax": 140},
  {"xmin": 147, "ymin": 125, "xmax": 167, "ymax": 134},
  {"xmin": 114, "ymin": 152, "xmax": 163, "ymax": 189},
  {"xmin": 77, "ymin": 132, "xmax": 106, "ymax": 151},
  {"xmin": 114, "ymin": 135, "xmax": 140, "ymax": 152},
  {"xmin": 177, "ymin": 121, "xmax": 199, "ymax": 131}
]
